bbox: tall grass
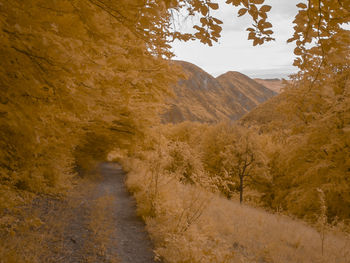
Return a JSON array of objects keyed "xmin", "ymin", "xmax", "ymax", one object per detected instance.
[{"xmin": 123, "ymin": 157, "xmax": 350, "ymax": 263}]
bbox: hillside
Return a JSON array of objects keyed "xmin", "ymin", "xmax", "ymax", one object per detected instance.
[
  {"xmin": 217, "ymin": 71, "xmax": 276, "ymax": 108},
  {"xmin": 161, "ymin": 61, "xmax": 277, "ymax": 123},
  {"xmin": 240, "ymin": 81, "xmax": 350, "ymax": 222},
  {"xmin": 240, "ymin": 92, "xmax": 292, "ymax": 132},
  {"xmin": 254, "ymin": 78, "xmax": 286, "ymax": 93}
]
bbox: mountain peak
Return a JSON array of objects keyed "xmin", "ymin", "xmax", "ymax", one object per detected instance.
[
  {"xmin": 218, "ymin": 71, "xmax": 246, "ymax": 77},
  {"xmin": 162, "ymin": 61, "xmax": 278, "ymax": 123},
  {"xmin": 217, "ymin": 71, "xmax": 260, "ymax": 84}
]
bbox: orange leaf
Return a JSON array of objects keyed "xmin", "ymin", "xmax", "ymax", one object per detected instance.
[
  {"xmin": 238, "ymin": 8, "xmax": 248, "ymax": 17},
  {"xmin": 259, "ymin": 5, "xmax": 271, "ymax": 12},
  {"xmin": 251, "ymin": 0, "xmax": 264, "ymax": 4},
  {"xmin": 296, "ymin": 3, "xmax": 307, "ymax": 9},
  {"xmin": 208, "ymin": 2, "xmax": 219, "ymax": 10}
]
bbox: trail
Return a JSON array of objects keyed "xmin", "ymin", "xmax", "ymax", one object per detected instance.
[
  {"xmin": 97, "ymin": 162, "xmax": 158, "ymax": 263},
  {"xmin": 53, "ymin": 162, "xmax": 158, "ymax": 263}
]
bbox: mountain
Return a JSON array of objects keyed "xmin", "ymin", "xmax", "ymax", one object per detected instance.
[
  {"xmin": 162, "ymin": 61, "xmax": 277, "ymax": 123},
  {"xmin": 217, "ymin": 71, "xmax": 277, "ymax": 108},
  {"xmin": 254, "ymin": 78, "xmax": 285, "ymax": 93},
  {"xmin": 240, "ymin": 92, "xmax": 292, "ymax": 133}
]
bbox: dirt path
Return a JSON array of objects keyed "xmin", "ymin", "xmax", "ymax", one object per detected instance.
[
  {"xmin": 97, "ymin": 162, "xmax": 158, "ymax": 263},
  {"xmin": 1, "ymin": 162, "xmax": 158, "ymax": 262},
  {"xmin": 47, "ymin": 163, "xmax": 159, "ymax": 263}
]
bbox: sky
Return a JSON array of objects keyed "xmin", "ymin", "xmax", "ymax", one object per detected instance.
[{"xmin": 170, "ymin": 0, "xmax": 303, "ymax": 79}]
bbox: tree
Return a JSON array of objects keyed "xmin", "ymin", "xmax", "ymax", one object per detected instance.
[
  {"xmin": 0, "ymin": 0, "xmax": 179, "ymax": 201},
  {"xmin": 79, "ymin": 0, "xmax": 275, "ymax": 54},
  {"xmin": 221, "ymin": 126, "xmax": 263, "ymax": 203}
]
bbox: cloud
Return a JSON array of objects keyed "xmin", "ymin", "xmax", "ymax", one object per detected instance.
[
  {"xmin": 239, "ymin": 65, "xmax": 298, "ymax": 79},
  {"xmin": 267, "ymin": 0, "xmax": 305, "ymax": 18}
]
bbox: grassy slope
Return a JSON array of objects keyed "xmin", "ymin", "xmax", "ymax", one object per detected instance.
[
  {"xmin": 254, "ymin": 79, "xmax": 286, "ymax": 94},
  {"xmin": 123, "ymin": 157, "xmax": 350, "ymax": 263}
]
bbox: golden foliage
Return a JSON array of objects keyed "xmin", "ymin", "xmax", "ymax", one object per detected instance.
[
  {"xmin": 1, "ymin": 0, "xmax": 349, "ymax": 261},
  {"xmin": 122, "ymin": 137, "xmax": 350, "ymax": 263},
  {"xmin": 0, "ymin": 0, "xmax": 178, "ymax": 222}
]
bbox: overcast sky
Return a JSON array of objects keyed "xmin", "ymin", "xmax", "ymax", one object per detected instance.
[{"xmin": 170, "ymin": 0, "xmax": 303, "ymax": 79}]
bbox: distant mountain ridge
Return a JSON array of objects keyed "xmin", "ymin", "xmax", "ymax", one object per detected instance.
[
  {"xmin": 254, "ymin": 78, "xmax": 286, "ymax": 93},
  {"xmin": 161, "ymin": 61, "xmax": 277, "ymax": 123}
]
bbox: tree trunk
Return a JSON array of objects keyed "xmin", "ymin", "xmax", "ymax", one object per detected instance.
[{"xmin": 239, "ymin": 175, "xmax": 243, "ymax": 204}]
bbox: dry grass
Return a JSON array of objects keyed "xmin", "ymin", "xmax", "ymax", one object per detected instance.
[
  {"xmin": 0, "ymin": 191, "xmax": 83, "ymax": 263},
  {"xmin": 125, "ymin": 158, "xmax": 350, "ymax": 263},
  {"xmin": 203, "ymin": 197, "xmax": 350, "ymax": 263}
]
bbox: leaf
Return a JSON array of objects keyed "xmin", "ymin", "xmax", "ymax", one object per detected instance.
[
  {"xmin": 210, "ymin": 24, "xmax": 222, "ymax": 33},
  {"xmin": 264, "ymin": 22, "xmax": 272, "ymax": 28},
  {"xmin": 212, "ymin": 17, "xmax": 223, "ymax": 24},
  {"xmin": 296, "ymin": 3, "xmax": 307, "ymax": 9},
  {"xmin": 238, "ymin": 8, "xmax": 248, "ymax": 17},
  {"xmin": 193, "ymin": 25, "xmax": 201, "ymax": 31},
  {"xmin": 248, "ymin": 4, "xmax": 259, "ymax": 20},
  {"xmin": 226, "ymin": 0, "xmax": 241, "ymax": 6},
  {"xmin": 258, "ymin": 20, "xmax": 272, "ymax": 29},
  {"xmin": 264, "ymin": 29, "xmax": 273, "ymax": 35},
  {"xmin": 208, "ymin": 2, "xmax": 219, "ymax": 10},
  {"xmin": 212, "ymin": 31, "xmax": 221, "ymax": 38},
  {"xmin": 294, "ymin": 47, "xmax": 302, "ymax": 55},
  {"xmin": 259, "ymin": 11, "xmax": 267, "ymax": 19},
  {"xmin": 200, "ymin": 5, "xmax": 208, "ymax": 16},
  {"xmin": 259, "ymin": 5, "xmax": 271, "ymax": 12},
  {"xmin": 248, "ymin": 32, "xmax": 255, "ymax": 40},
  {"xmin": 251, "ymin": 0, "xmax": 264, "ymax": 4}
]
